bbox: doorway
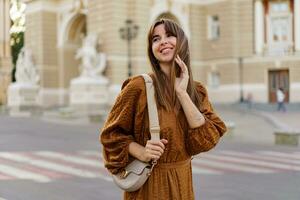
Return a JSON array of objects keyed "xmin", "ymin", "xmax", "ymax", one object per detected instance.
[{"xmin": 268, "ymin": 69, "xmax": 289, "ymax": 103}]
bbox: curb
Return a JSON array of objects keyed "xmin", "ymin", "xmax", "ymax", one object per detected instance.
[{"xmin": 234, "ymin": 105, "xmax": 300, "ymax": 132}]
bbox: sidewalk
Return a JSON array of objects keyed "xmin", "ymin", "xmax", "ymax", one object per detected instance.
[
  {"xmin": 214, "ymin": 103, "xmax": 300, "ymax": 146},
  {"xmin": 261, "ymin": 112, "xmax": 300, "ymax": 130}
]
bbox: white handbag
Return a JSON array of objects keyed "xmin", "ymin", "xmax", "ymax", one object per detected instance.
[{"xmin": 112, "ymin": 74, "xmax": 160, "ymax": 192}]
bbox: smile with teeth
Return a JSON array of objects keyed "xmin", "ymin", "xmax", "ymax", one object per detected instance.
[{"xmin": 160, "ymin": 47, "xmax": 173, "ymax": 53}]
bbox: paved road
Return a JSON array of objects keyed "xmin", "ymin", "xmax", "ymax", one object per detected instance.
[
  {"xmin": 0, "ymin": 111, "xmax": 300, "ymax": 200},
  {"xmin": 0, "ymin": 149, "xmax": 300, "ymax": 182}
]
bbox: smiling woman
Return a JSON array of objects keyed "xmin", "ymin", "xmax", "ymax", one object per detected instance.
[
  {"xmin": 100, "ymin": 19, "xmax": 227, "ymax": 200},
  {"xmin": 151, "ymin": 23, "xmax": 177, "ymax": 66}
]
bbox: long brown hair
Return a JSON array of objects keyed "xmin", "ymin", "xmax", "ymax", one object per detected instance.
[{"xmin": 147, "ymin": 18, "xmax": 201, "ymax": 112}]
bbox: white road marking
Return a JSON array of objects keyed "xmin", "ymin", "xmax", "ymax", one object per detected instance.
[
  {"xmin": 193, "ymin": 157, "xmax": 275, "ymax": 173},
  {"xmin": 259, "ymin": 151, "xmax": 300, "ymax": 160},
  {"xmin": 199, "ymin": 153, "xmax": 300, "ymax": 171},
  {"xmin": 192, "ymin": 165, "xmax": 223, "ymax": 175},
  {"xmin": 34, "ymin": 151, "xmax": 103, "ymax": 168},
  {"xmin": 0, "ymin": 163, "xmax": 50, "ymax": 182},
  {"xmin": 0, "ymin": 152, "xmax": 110, "ymax": 181},
  {"xmin": 220, "ymin": 151, "xmax": 300, "ymax": 165},
  {"xmin": 78, "ymin": 150, "xmax": 100, "ymax": 157},
  {"xmin": 1, "ymin": 150, "xmax": 300, "ymax": 183}
]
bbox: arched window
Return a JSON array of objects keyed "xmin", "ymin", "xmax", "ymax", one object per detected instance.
[{"xmin": 67, "ymin": 14, "xmax": 87, "ymax": 44}]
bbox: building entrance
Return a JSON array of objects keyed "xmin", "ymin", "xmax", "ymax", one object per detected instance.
[{"xmin": 268, "ymin": 69, "xmax": 289, "ymax": 103}]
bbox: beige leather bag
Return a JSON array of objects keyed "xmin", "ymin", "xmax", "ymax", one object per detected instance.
[{"xmin": 112, "ymin": 74, "xmax": 160, "ymax": 192}]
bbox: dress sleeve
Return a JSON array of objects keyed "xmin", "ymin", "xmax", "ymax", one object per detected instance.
[
  {"xmin": 185, "ymin": 83, "xmax": 227, "ymax": 156},
  {"xmin": 100, "ymin": 77, "xmax": 142, "ymax": 174}
]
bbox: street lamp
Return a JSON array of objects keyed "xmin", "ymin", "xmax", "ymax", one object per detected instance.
[
  {"xmin": 119, "ymin": 19, "xmax": 139, "ymax": 77},
  {"xmin": 239, "ymin": 57, "xmax": 244, "ymax": 102}
]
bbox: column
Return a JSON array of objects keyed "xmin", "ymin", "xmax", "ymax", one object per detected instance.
[
  {"xmin": 0, "ymin": 0, "xmax": 12, "ymax": 104},
  {"xmin": 295, "ymin": 0, "xmax": 300, "ymax": 51},
  {"xmin": 0, "ymin": 0, "xmax": 11, "ymax": 63},
  {"xmin": 255, "ymin": 0, "xmax": 265, "ymax": 54},
  {"xmin": 25, "ymin": 0, "xmax": 61, "ymax": 106}
]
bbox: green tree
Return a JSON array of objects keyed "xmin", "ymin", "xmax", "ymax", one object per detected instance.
[
  {"xmin": 10, "ymin": 0, "xmax": 26, "ymax": 82},
  {"xmin": 11, "ymin": 31, "xmax": 24, "ymax": 82}
]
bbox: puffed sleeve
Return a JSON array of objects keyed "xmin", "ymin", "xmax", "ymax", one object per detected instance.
[
  {"xmin": 185, "ymin": 82, "xmax": 227, "ymax": 156},
  {"xmin": 100, "ymin": 77, "xmax": 142, "ymax": 174}
]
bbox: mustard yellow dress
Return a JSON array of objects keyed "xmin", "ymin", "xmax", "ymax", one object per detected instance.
[{"xmin": 100, "ymin": 75, "xmax": 227, "ymax": 200}]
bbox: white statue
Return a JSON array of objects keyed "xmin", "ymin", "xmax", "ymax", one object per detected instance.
[
  {"xmin": 75, "ymin": 33, "xmax": 107, "ymax": 79},
  {"xmin": 15, "ymin": 48, "xmax": 39, "ymax": 85}
]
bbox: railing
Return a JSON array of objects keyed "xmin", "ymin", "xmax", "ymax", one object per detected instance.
[{"xmin": 263, "ymin": 43, "xmax": 295, "ymax": 56}]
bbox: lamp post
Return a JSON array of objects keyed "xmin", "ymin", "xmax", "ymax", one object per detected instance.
[
  {"xmin": 239, "ymin": 57, "xmax": 244, "ymax": 102},
  {"xmin": 119, "ymin": 19, "xmax": 139, "ymax": 77}
]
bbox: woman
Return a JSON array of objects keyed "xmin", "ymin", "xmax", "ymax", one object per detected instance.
[{"xmin": 100, "ymin": 19, "xmax": 227, "ymax": 200}]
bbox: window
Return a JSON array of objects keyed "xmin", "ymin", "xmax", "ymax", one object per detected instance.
[
  {"xmin": 270, "ymin": 2, "xmax": 289, "ymax": 12},
  {"xmin": 207, "ymin": 15, "xmax": 220, "ymax": 40},
  {"xmin": 271, "ymin": 16, "xmax": 289, "ymax": 42},
  {"xmin": 267, "ymin": 1, "xmax": 292, "ymax": 55},
  {"xmin": 208, "ymin": 72, "xmax": 220, "ymax": 88}
]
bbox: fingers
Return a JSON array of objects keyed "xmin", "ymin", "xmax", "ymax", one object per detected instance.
[
  {"xmin": 174, "ymin": 56, "xmax": 183, "ymax": 71},
  {"xmin": 147, "ymin": 143, "xmax": 164, "ymax": 154},
  {"xmin": 146, "ymin": 140, "xmax": 166, "ymax": 152},
  {"xmin": 144, "ymin": 139, "xmax": 168, "ymax": 161},
  {"xmin": 145, "ymin": 149, "xmax": 162, "ymax": 160},
  {"xmin": 161, "ymin": 139, "xmax": 168, "ymax": 145},
  {"xmin": 175, "ymin": 55, "xmax": 188, "ymax": 74}
]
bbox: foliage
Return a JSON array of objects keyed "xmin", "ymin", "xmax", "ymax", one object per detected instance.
[
  {"xmin": 10, "ymin": 32, "xmax": 24, "ymax": 82},
  {"xmin": 10, "ymin": 0, "xmax": 26, "ymax": 82}
]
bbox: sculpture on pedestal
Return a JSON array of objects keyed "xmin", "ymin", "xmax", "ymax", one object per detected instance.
[
  {"xmin": 75, "ymin": 33, "xmax": 107, "ymax": 80},
  {"xmin": 15, "ymin": 48, "xmax": 39, "ymax": 85},
  {"xmin": 7, "ymin": 47, "xmax": 40, "ymax": 115},
  {"xmin": 70, "ymin": 33, "xmax": 109, "ymax": 115}
]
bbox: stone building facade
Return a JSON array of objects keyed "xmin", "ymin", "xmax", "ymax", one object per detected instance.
[{"xmin": 19, "ymin": 0, "xmax": 300, "ymax": 106}]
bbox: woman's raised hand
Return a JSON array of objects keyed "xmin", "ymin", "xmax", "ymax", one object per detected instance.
[
  {"xmin": 141, "ymin": 139, "xmax": 168, "ymax": 162},
  {"xmin": 174, "ymin": 55, "xmax": 189, "ymax": 95}
]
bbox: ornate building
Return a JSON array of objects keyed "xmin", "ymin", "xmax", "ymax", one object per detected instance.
[{"xmin": 16, "ymin": 0, "xmax": 300, "ymax": 106}]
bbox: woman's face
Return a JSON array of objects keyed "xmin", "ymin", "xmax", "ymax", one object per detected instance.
[{"xmin": 151, "ymin": 24, "xmax": 177, "ymax": 65}]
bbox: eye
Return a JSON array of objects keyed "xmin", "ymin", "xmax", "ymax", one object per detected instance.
[{"xmin": 152, "ymin": 37, "xmax": 160, "ymax": 43}]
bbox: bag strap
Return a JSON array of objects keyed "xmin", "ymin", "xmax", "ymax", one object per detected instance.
[{"xmin": 141, "ymin": 74, "xmax": 160, "ymax": 141}]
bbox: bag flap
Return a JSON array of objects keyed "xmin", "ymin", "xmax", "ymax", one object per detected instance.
[{"xmin": 125, "ymin": 159, "xmax": 151, "ymax": 175}]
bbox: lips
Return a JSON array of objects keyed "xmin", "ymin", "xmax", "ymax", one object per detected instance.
[{"xmin": 160, "ymin": 47, "xmax": 173, "ymax": 53}]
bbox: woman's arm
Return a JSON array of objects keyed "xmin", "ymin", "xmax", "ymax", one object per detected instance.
[
  {"xmin": 100, "ymin": 77, "xmax": 142, "ymax": 174},
  {"xmin": 101, "ymin": 76, "xmax": 168, "ymax": 174},
  {"xmin": 176, "ymin": 91, "xmax": 205, "ymax": 128},
  {"xmin": 174, "ymin": 55, "xmax": 205, "ymax": 128}
]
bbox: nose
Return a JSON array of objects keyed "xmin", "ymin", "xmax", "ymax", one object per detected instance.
[{"xmin": 160, "ymin": 37, "xmax": 168, "ymax": 45}]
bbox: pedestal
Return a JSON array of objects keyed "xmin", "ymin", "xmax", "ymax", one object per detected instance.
[
  {"xmin": 7, "ymin": 83, "xmax": 40, "ymax": 116},
  {"xmin": 70, "ymin": 76, "xmax": 109, "ymax": 116}
]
